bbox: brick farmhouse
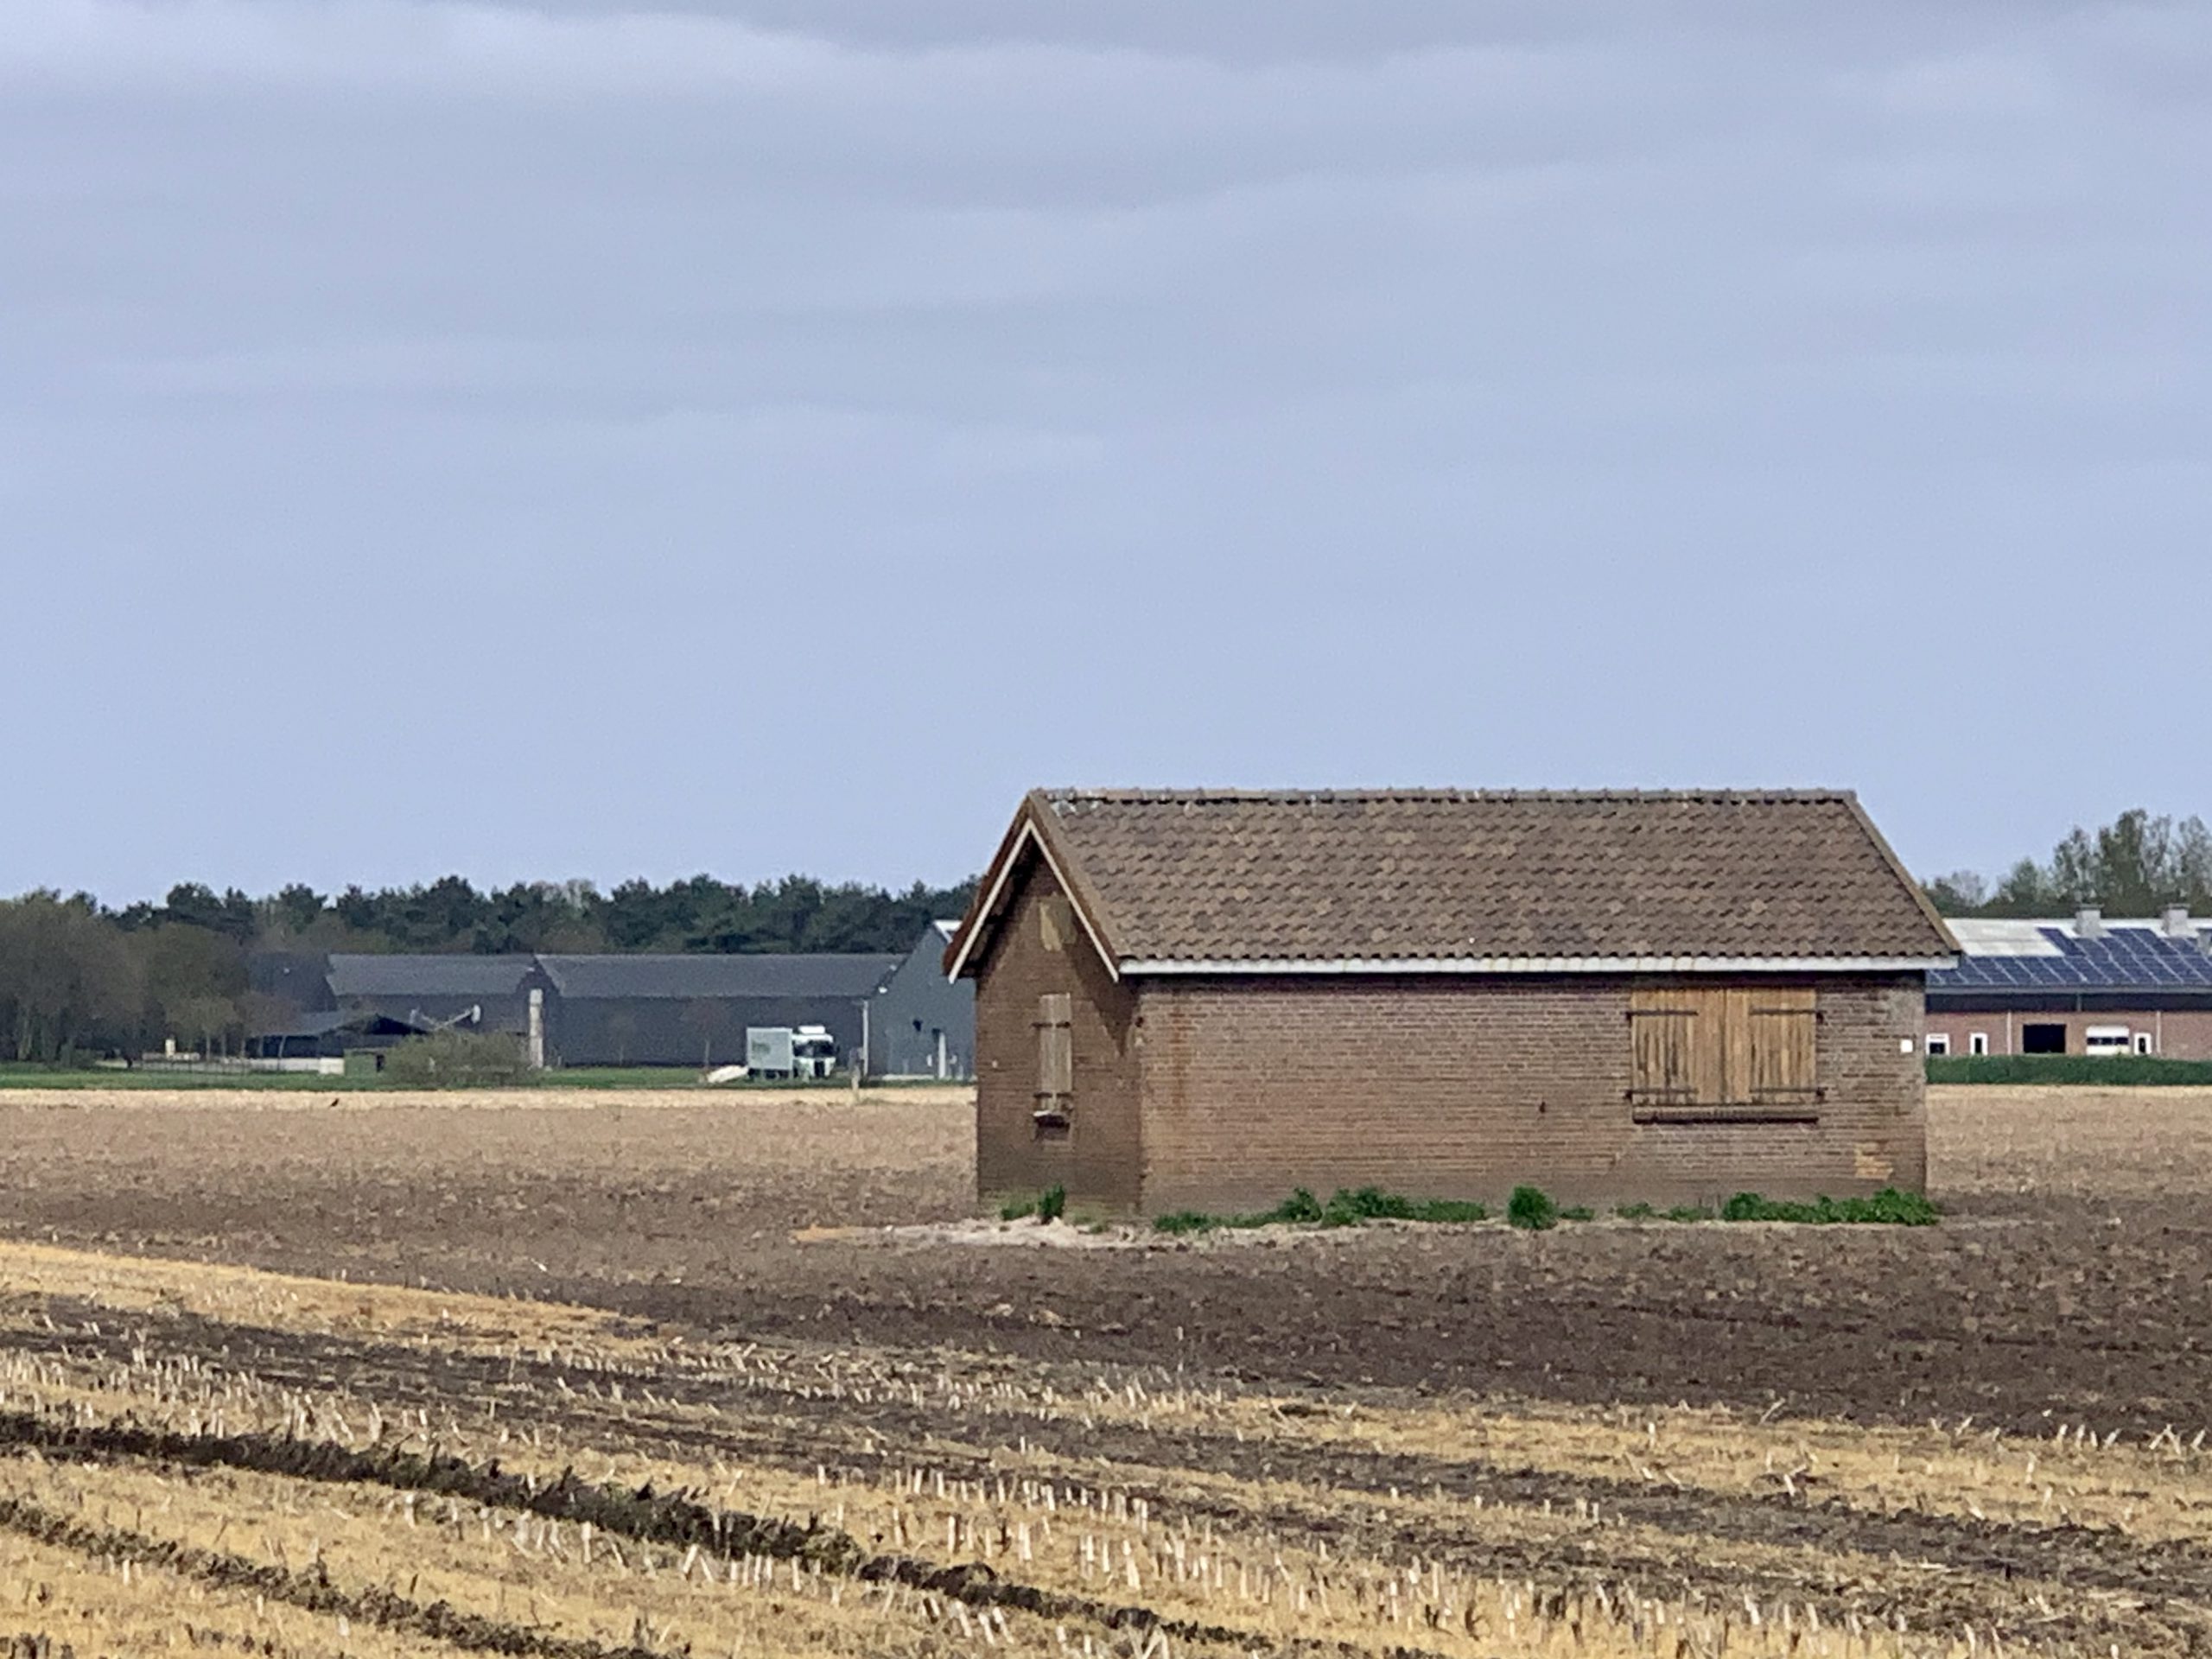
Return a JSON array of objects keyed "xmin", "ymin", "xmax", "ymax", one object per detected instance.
[{"xmin": 945, "ymin": 789, "xmax": 1959, "ymax": 1215}]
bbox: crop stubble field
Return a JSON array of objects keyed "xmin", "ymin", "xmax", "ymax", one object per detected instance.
[{"xmin": 0, "ymin": 1084, "xmax": 2207, "ymax": 1656}]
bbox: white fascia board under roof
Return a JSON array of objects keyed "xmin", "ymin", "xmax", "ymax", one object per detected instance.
[
  {"xmin": 944, "ymin": 819, "xmax": 1117, "ymax": 982},
  {"xmin": 1121, "ymin": 955, "xmax": 1958, "ymax": 976}
]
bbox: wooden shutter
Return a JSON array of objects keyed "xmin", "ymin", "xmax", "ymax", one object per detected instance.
[
  {"xmin": 1747, "ymin": 987, "xmax": 1818, "ymax": 1103},
  {"xmin": 1631, "ymin": 984, "xmax": 1818, "ymax": 1120},
  {"xmin": 1628, "ymin": 988, "xmax": 1705, "ymax": 1103},
  {"xmin": 1035, "ymin": 993, "xmax": 1073, "ymax": 1107}
]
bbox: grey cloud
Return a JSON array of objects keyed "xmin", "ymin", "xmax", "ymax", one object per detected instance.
[{"xmin": 1, "ymin": 0, "xmax": 2207, "ymax": 899}]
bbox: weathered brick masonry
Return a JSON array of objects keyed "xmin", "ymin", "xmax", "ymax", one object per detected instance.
[
  {"xmin": 1137, "ymin": 977, "xmax": 1623, "ymax": 1214},
  {"xmin": 976, "ymin": 877, "xmax": 1928, "ymax": 1212},
  {"xmin": 1135, "ymin": 974, "xmax": 1923, "ymax": 1213},
  {"xmin": 973, "ymin": 863, "xmax": 1142, "ymax": 1211}
]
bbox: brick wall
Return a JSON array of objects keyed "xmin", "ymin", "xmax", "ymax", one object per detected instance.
[
  {"xmin": 1924, "ymin": 1007, "xmax": 2212, "ymax": 1059},
  {"xmin": 971, "ymin": 858, "xmax": 1141, "ymax": 1211},
  {"xmin": 967, "ymin": 858, "xmax": 1931, "ymax": 1217},
  {"xmin": 1134, "ymin": 974, "xmax": 1926, "ymax": 1214}
]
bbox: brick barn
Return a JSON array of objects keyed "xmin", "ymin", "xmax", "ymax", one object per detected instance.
[{"xmin": 944, "ymin": 789, "xmax": 1958, "ymax": 1215}]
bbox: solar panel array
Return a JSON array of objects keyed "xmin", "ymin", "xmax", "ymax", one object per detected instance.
[{"xmin": 1933, "ymin": 927, "xmax": 2212, "ymax": 990}]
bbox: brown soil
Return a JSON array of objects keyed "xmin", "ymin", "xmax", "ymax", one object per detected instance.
[{"xmin": 2, "ymin": 1084, "xmax": 2209, "ymax": 1436}]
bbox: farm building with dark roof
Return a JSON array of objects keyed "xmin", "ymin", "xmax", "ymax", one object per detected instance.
[
  {"xmin": 537, "ymin": 951, "xmax": 900, "ymax": 1069},
  {"xmin": 1924, "ymin": 907, "xmax": 2212, "ymax": 1058},
  {"xmin": 865, "ymin": 921, "xmax": 976, "ymax": 1079},
  {"xmin": 945, "ymin": 788, "xmax": 1958, "ymax": 1215},
  {"xmin": 264, "ymin": 934, "xmax": 965, "ymax": 1073},
  {"xmin": 245, "ymin": 1008, "xmax": 429, "ymax": 1061},
  {"xmin": 327, "ymin": 954, "xmax": 544, "ymax": 1037}
]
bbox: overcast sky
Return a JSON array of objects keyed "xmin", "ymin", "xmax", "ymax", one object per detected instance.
[{"xmin": 3, "ymin": 0, "xmax": 2208, "ymax": 904}]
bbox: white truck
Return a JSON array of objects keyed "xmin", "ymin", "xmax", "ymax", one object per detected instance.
[{"xmin": 743, "ymin": 1024, "xmax": 839, "ymax": 1079}]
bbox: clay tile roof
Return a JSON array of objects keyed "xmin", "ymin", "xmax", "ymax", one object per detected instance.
[{"xmin": 1025, "ymin": 789, "xmax": 1954, "ymax": 966}]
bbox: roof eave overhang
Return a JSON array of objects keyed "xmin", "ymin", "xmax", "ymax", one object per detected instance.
[
  {"xmin": 944, "ymin": 803, "xmax": 1122, "ymax": 982},
  {"xmin": 1122, "ymin": 954, "xmax": 1959, "ymax": 976}
]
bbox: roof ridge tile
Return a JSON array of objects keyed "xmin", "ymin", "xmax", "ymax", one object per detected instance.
[{"xmin": 1046, "ymin": 786, "xmax": 1853, "ymax": 805}]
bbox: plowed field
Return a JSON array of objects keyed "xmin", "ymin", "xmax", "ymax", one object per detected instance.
[{"xmin": 0, "ymin": 1083, "xmax": 2206, "ymax": 1656}]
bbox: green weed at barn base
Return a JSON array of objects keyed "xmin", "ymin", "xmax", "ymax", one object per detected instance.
[
  {"xmin": 1717, "ymin": 1187, "xmax": 1941, "ymax": 1225},
  {"xmin": 1153, "ymin": 1186, "xmax": 1488, "ymax": 1235},
  {"xmin": 1507, "ymin": 1185, "xmax": 1559, "ymax": 1230},
  {"xmin": 1154, "ymin": 1184, "xmax": 1936, "ymax": 1234}
]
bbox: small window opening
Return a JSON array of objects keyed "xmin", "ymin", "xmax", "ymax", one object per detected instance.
[
  {"xmin": 2135, "ymin": 1032, "xmax": 2154, "ymax": 1056},
  {"xmin": 1924, "ymin": 1033, "xmax": 1950, "ymax": 1057},
  {"xmin": 1969, "ymin": 1032, "xmax": 1989, "ymax": 1057}
]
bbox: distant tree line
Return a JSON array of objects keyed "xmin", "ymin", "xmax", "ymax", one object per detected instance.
[
  {"xmin": 1923, "ymin": 809, "xmax": 2212, "ymax": 918},
  {"xmin": 110, "ymin": 872, "xmax": 977, "ymax": 956},
  {"xmin": 0, "ymin": 872, "xmax": 975, "ymax": 1065}
]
